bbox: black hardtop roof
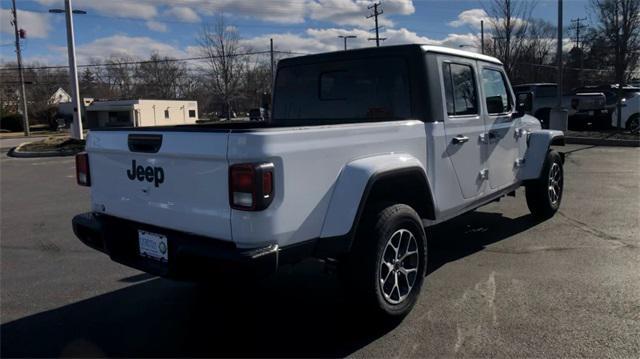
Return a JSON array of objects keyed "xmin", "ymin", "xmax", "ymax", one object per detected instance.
[
  {"xmin": 278, "ymin": 44, "xmax": 424, "ymax": 67},
  {"xmin": 277, "ymin": 44, "xmax": 501, "ymax": 68}
]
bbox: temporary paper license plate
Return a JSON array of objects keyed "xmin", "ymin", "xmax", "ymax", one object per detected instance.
[{"xmin": 138, "ymin": 230, "xmax": 168, "ymax": 262}]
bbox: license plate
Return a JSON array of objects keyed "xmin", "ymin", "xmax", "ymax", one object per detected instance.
[{"xmin": 138, "ymin": 230, "xmax": 168, "ymax": 262}]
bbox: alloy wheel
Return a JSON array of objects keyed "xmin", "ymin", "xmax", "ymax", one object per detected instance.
[
  {"xmin": 379, "ymin": 229, "xmax": 420, "ymax": 305},
  {"xmin": 548, "ymin": 162, "xmax": 562, "ymax": 206}
]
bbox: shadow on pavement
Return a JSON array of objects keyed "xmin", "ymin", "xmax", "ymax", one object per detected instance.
[
  {"xmin": 427, "ymin": 211, "xmax": 540, "ymax": 274},
  {"xmin": 1, "ymin": 211, "xmax": 539, "ymax": 358}
]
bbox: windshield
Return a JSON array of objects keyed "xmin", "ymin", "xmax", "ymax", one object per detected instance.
[{"xmin": 272, "ymin": 57, "xmax": 411, "ymax": 123}]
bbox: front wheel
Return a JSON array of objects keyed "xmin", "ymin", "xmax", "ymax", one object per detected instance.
[
  {"xmin": 525, "ymin": 150, "xmax": 564, "ymax": 219},
  {"xmin": 341, "ymin": 204, "xmax": 427, "ymax": 320}
]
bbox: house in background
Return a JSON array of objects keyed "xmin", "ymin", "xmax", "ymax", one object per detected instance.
[
  {"xmin": 48, "ymin": 88, "xmax": 71, "ymax": 105},
  {"xmin": 84, "ymin": 99, "xmax": 198, "ymax": 129}
]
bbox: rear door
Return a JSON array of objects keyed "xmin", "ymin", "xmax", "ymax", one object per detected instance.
[
  {"xmin": 480, "ymin": 65, "xmax": 519, "ymax": 190},
  {"xmin": 439, "ymin": 57, "xmax": 487, "ymax": 199},
  {"xmin": 87, "ymin": 130, "xmax": 232, "ymax": 240}
]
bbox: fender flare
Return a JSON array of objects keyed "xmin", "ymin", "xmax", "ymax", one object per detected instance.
[
  {"xmin": 315, "ymin": 153, "xmax": 434, "ymax": 257},
  {"xmin": 518, "ymin": 130, "xmax": 564, "ymax": 181}
]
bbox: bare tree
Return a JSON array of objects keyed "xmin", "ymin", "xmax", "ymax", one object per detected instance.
[
  {"xmin": 198, "ymin": 14, "xmax": 246, "ymax": 120},
  {"xmin": 484, "ymin": 0, "xmax": 536, "ymax": 76},
  {"xmin": 134, "ymin": 52, "xmax": 187, "ymax": 99},
  {"xmin": 591, "ymin": 0, "xmax": 640, "ymax": 84},
  {"xmin": 523, "ymin": 19, "xmax": 556, "ymax": 65}
]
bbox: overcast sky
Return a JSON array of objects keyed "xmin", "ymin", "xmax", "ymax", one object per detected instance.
[{"xmin": 1, "ymin": 0, "xmax": 590, "ymax": 66}]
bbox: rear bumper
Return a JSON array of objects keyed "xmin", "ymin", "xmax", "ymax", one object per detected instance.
[
  {"xmin": 72, "ymin": 212, "xmax": 287, "ymax": 280},
  {"xmin": 571, "ymin": 109, "xmax": 608, "ymax": 119}
]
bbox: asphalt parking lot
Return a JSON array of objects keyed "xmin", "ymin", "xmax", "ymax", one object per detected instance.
[{"xmin": 1, "ymin": 144, "xmax": 639, "ymax": 357}]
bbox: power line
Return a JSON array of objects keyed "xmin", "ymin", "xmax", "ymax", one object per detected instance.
[
  {"xmin": 0, "ymin": 50, "xmax": 305, "ymax": 72},
  {"xmin": 366, "ymin": 2, "xmax": 385, "ymax": 47}
]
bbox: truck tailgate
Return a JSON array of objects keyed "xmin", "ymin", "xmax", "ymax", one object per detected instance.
[{"xmin": 86, "ymin": 131, "xmax": 231, "ymax": 241}]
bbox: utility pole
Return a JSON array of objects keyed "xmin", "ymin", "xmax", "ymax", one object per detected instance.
[
  {"xmin": 570, "ymin": 17, "xmax": 587, "ymax": 49},
  {"xmin": 570, "ymin": 17, "xmax": 587, "ymax": 85},
  {"xmin": 338, "ymin": 35, "xmax": 357, "ymax": 51},
  {"xmin": 11, "ymin": 0, "xmax": 30, "ymax": 136},
  {"xmin": 270, "ymin": 38, "xmax": 275, "ymax": 89},
  {"xmin": 481, "ymin": 20, "xmax": 485, "ymax": 54},
  {"xmin": 367, "ymin": 2, "xmax": 385, "ymax": 47}
]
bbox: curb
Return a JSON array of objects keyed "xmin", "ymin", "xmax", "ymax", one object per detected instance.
[
  {"xmin": 7, "ymin": 143, "xmax": 82, "ymax": 158},
  {"xmin": 0, "ymin": 133, "xmax": 67, "ymax": 140},
  {"xmin": 565, "ymin": 136, "xmax": 640, "ymax": 147}
]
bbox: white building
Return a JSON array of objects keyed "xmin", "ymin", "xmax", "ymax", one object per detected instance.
[{"xmin": 85, "ymin": 99, "xmax": 198, "ymax": 129}]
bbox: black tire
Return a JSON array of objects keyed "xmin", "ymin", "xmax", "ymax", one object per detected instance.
[
  {"xmin": 525, "ymin": 150, "xmax": 564, "ymax": 219},
  {"xmin": 341, "ymin": 204, "xmax": 427, "ymax": 320},
  {"xmin": 626, "ymin": 114, "xmax": 639, "ymax": 132}
]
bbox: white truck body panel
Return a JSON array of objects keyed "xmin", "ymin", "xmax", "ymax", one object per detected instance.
[
  {"xmin": 87, "ymin": 131, "xmax": 232, "ymax": 240},
  {"xmin": 320, "ymin": 152, "xmax": 426, "ymax": 238},
  {"xmin": 227, "ymin": 120, "xmax": 427, "ymax": 248}
]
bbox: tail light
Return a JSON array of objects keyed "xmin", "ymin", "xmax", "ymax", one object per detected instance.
[
  {"xmin": 76, "ymin": 152, "xmax": 91, "ymax": 186},
  {"xmin": 229, "ymin": 162, "xmax": 274, "ymax": 211}
]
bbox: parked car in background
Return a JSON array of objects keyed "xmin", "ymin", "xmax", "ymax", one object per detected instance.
[
  {"xmin": 513, "ymin": 83, "xmax": 606, "ymax": 129},
  {"xmin": 249, "ymin": 107, "xmax": 268, "ymax": 121},
  {"xmin": 574, "ymin": 85, "xmax": 640, "ymax": 118},
  {"xmin": 611, "ymin": 90, "xmax": 640, "ymax": 131}
]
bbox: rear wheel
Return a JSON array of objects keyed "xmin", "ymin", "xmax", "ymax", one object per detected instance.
[
  {"xmin": 341, "ymin": 204, "xmax": 427, "ymax": 320},
  {"xmin": 525, "ymin": 150, "xmax": 563, "ymax": 219}
]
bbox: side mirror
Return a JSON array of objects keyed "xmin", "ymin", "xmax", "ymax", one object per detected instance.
[{"xmin": 515, "ymin": 92, "xmax": 533, "ymax": 118}]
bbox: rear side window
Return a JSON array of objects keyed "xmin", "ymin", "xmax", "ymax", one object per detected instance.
[
  {"xmin": 482, "ymin": 69, "xmax": 512, "ymax": 114},
  {"xmin": 273, "ymin": 57, "xmax": 411, "ymax": 122},
  {"xmin": 442, "ymin": 63, "xmax": 478, "ymax": 116}
]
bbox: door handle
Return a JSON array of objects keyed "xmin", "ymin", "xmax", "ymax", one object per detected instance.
[{"xmin": 452, "ymin": 135, "xmax": 469, "ymax": 144}]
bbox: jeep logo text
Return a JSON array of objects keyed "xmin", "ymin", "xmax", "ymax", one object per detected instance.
[{"xmin": 127, "ymin": 160, "xmax": 164, "ymax": 187}]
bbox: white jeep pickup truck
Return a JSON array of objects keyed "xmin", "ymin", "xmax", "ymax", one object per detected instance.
[{"xmin": 73, "ymin": 45, "xmax": 565, "ymax": 319}]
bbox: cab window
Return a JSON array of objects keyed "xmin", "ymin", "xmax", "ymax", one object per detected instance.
[
  {"xmin": 482, "ymin": 68, "xmax": 512, "ymax": 115},
  {"xmin": 442, "ymin": 63, "xmax": 478, "ymax": 116}
]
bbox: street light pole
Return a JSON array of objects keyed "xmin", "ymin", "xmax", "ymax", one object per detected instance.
[
  {"xmin": 550, "ymin": 0, "xmax": 568, "ymax": 131},
  {"xmin": 338, "ymin": 35, "xmax": 357, "ymax": 51},
  {"xmin": 556, "ymin": 0, "xmax": 564, "ymax": 110},
  {"xmin": 480, "ymin": 20, "xmax": 485, "ymax": 55},
  {"xmin": 55, "ymin": 0, "xmax": 84, "ymax": 140}
]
